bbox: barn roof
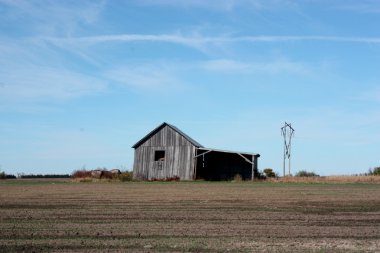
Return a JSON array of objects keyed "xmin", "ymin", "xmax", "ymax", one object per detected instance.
[
  {"xmin": 197, "ymin": 147, "xmax": 260, "ymax": 157},
  {"xmin": 132, "ymin": 122, "xmax": 204, "ymax": 148}
]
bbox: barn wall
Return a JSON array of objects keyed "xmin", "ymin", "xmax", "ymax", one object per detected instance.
[
  {"xmin": 133, "ymin": 126, "xmax": 196, "ymax": 180},
  {"xmin": 139, "ymin": 125, "xmax": 193, "ymax": 147}
]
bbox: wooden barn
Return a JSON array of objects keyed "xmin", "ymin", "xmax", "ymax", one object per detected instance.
[{"xmin": 132, "ymin": 122, "xmax": 260, "ymax": 181}]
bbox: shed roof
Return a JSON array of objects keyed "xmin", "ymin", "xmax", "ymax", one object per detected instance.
[
  {"xmin": 132, "ymin": 122, "xmax": 204, "ymax": 148},
  {"xmin": 197, "ymin": 147, "xmax": 260, "ymax": 157}
]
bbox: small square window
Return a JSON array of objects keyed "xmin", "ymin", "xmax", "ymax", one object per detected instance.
[{"xmin": 154, "ymin": 150, "xmax": 165, "ymax": 161}]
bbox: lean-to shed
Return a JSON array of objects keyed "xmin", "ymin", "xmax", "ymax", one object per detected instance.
[{"xmin": 132, "ymin": 122, "xmax": 260, "ymax": 181}]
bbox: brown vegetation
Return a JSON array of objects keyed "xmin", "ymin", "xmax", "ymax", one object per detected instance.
[
  {"xmin": 71, "ymin": 169, "xmax": 124, "ymax": 182},
  {"xmin": 71, "ymin": 169, "xmax": 92, "ymax": 179},
  {"xmin": 268, "ymin": 175, "xmax": 380, "ymax": 183},
  {"xmin": 149, "ymin": 176, "xmax": 180, "ymax": 182}
]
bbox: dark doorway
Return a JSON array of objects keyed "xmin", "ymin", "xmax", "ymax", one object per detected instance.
[
  {"xmin": 195, "ymin": 150, "xmax": 255, "ymax": 180},
  {"xmin": 154, "ymin": 150, "xmax": 165, "ymax": 161}
]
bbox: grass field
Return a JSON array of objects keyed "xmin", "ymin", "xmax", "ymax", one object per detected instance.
[{"xmin": 1, "ymin": 180, "xmax": 380, "ymax": 252}]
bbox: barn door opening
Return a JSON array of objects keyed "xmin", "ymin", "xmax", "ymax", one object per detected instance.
[{"xmin": 195, "ymin": 149, "xmax": 256, "ymax": 181}]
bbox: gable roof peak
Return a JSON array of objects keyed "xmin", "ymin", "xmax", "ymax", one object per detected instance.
[{"xmin": 132, "ymin": 122, "xmax": 203, "ymax": 148}]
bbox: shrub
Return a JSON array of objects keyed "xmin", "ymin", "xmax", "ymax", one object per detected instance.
[
  {"xmin": 5, "ymin": 174, "xmax": 16, "ymax": 179},
  {"xmin": 295, "ymin": 170, "xmax": 319, "ymax": 177},
  {"xmin": 149, "ymin": 176, "xmax": 180, "ymax": 182},
  {"xmin": 71, "ymin": 170, "xmax": 92, "ymax": 179},
  {"xmin": 0, "ymin": 171, "xmax": 16, "ymax": 179},
  {"xmin": 19, "ymin": 174, "xmax": 70, "ymax": 178},
  {"xmin": 368, "ymin": 166, "xmax": 380, "ymax": 176},
  {"xmin": 77, "ymin": 178, "xmax": 93, "ymax": 183},
  {"xmin": 255, "ymin": 170, "xmax": 266, "ymax": 180},
  {"xmin": 118, "ymin": 171, "xmax": 133, "ymax": 182},
  {"xmin": 233, "ymin": 174, "xmax": 242, "ymax": 182},
  {"xmin": 100, "ymin": 170, "xmax": 114, "ymax": 179},
  {"xmin": 263, "ymin": 168, "xmax": 276, "ymax": 178},
  {"xmin": 166, "ymin": 176, "xmax": 180, "ymax": 182},
  {"xmin": 72, "ymin": 169, "xmax": 132, "ymax": 181}
]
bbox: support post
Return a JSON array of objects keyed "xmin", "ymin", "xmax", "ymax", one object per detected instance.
[
  {"xmin": 193, "ymin": 148, "xmax": 198, "ymax": 180},
  {"xmin": 288, "ymin": 147, "xmax": 291, "ymax": 176},
  {"xmin": 251, "ymin": 155, "xmax": 255, "ymax": 180},
  {"xmin": 283, "ymin": 142, "xmax": 286, "ymax": 177}
]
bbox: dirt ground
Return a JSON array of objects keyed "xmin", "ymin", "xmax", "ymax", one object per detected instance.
[{"xmin": 0, "ymin": 180, "xmax": 379, "ymax": 252}]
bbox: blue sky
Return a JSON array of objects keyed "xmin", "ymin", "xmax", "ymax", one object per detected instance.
[{"xmin": 0, "ymin": 0, "xmax": 379, "ymax": 176}]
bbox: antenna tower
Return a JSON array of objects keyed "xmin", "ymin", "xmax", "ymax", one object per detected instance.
[{"xmin": 281, "ymin": 122, "xmax": 295, "ymax": 176}]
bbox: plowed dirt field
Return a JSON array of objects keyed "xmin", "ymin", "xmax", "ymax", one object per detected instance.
[{"xmin": 1, "ymin": 180, "xmax": 379, "ymax": 252}]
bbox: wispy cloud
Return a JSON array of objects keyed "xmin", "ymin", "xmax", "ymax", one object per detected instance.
[
  {"xmin": 136, "ymin": 0, "xmax": 245, "ymax": 11},
  {"xmin": 103, "ymin": 63, "xmax": 185, "ymax": 92},
  {"xmin": 44, "ymin": 34, "xmax": 205, "ymax": 47},
  {"xmin": 0, "ymin": 65, "xmax": 107, "ymax": 101},
  {"xmin": 135, "ymin": 0, "xmax": 297, "ymax": 12},
  {"xmin": 334, "ymin": 0, "xmax": 380, "ymax": 14},
  {"xmin": 0, "ymin": 0, "xmax": 106, "ymax": 35},
  {"xmin": 43, "ymin": 34, "xmax": 380, "ymax": 49},
  {"xmin": 202, "ymin": 59, "xmax": 309, "ymax": 75}
]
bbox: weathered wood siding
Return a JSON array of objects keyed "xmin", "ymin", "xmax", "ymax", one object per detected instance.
[{"xmin": 133, "ymin": 125, "xmax": 196, "ymax": 180}]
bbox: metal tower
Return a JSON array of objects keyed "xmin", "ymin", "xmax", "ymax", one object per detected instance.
[{"xmin": 281, "ymin": 122, "xmax": 295, "ymax": 176}]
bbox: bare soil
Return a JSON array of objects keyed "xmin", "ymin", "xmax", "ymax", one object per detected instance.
[{"xmin": 0, "ymin": 180, "xmax": 379, "ymax": 252}]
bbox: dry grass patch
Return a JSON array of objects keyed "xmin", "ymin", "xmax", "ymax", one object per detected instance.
[{"xmin": 268, "ymin": 175, "xmax": 380, "ymax": 183}]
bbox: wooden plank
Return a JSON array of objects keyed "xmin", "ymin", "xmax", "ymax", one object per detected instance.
[{"xmin": 133, "ymin": 125, "xmax": 197, "ymax": 180}]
